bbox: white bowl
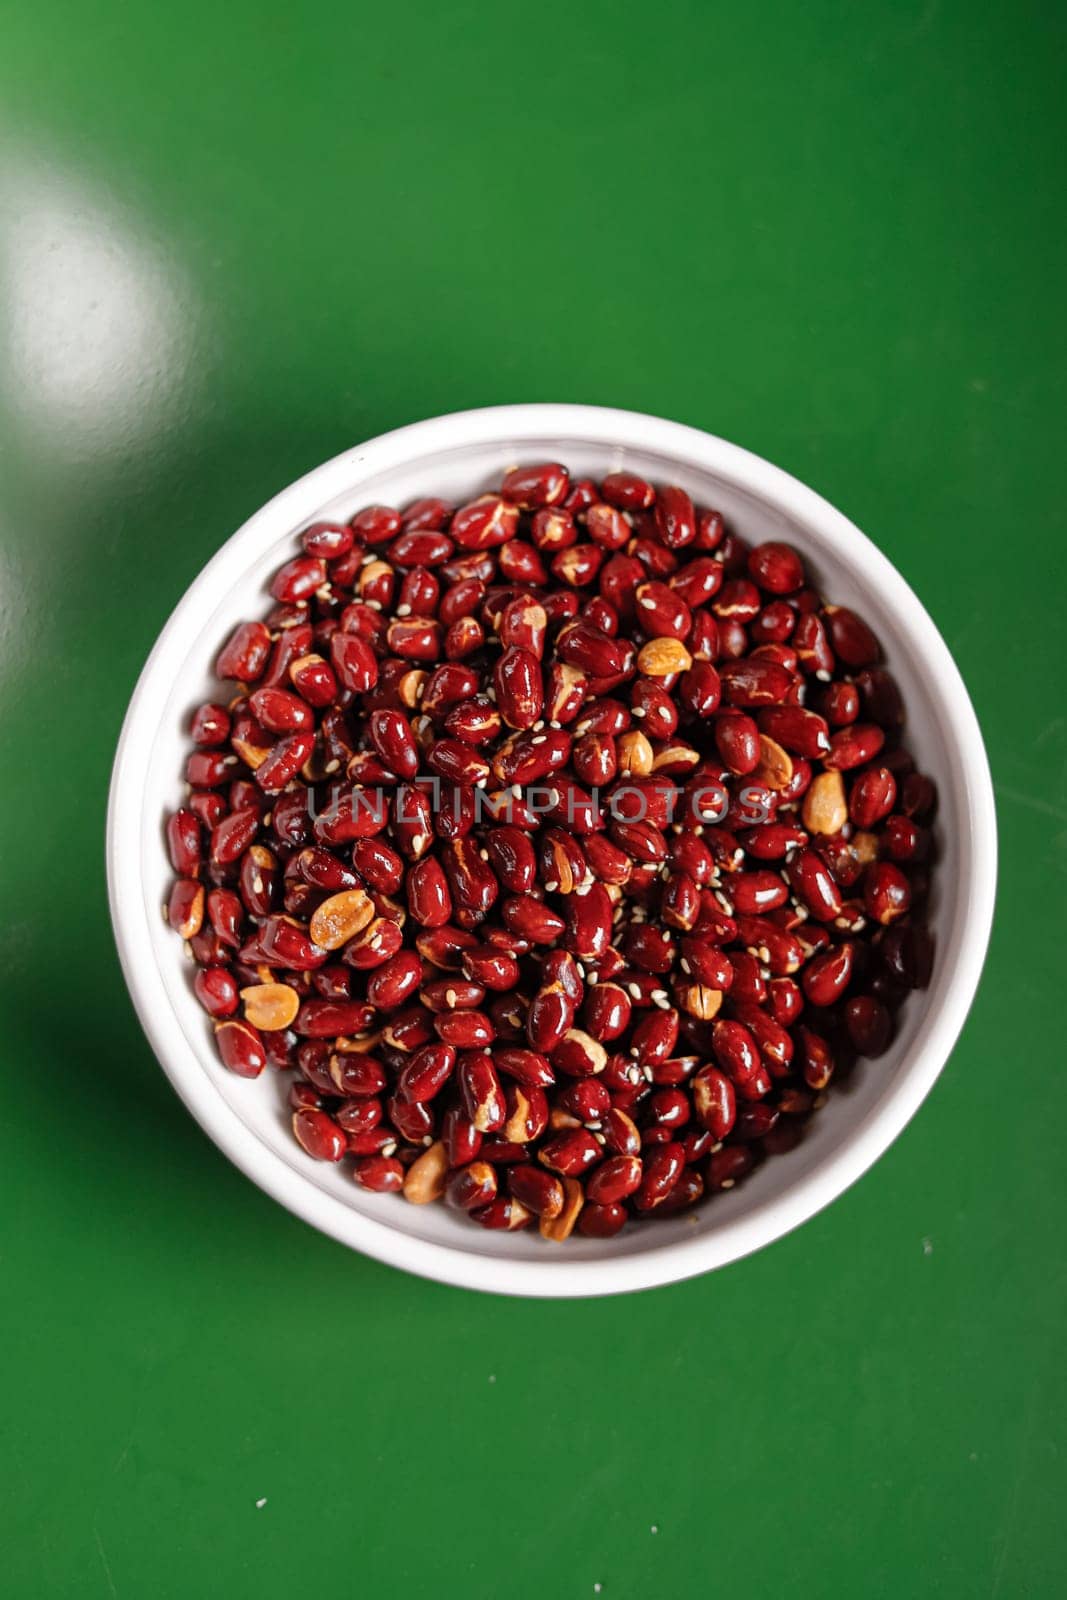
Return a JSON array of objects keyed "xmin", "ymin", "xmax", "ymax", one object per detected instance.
[{"xmin": 107, "ymin": 404, "xmax": 996, "ymax": 1297}]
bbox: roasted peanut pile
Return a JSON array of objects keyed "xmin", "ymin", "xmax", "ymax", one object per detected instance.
[{"xmin": 166, "ymin": 462, "xmax": 935, "ymax": 1239}]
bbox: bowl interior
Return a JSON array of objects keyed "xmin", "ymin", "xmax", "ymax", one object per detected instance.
[{"xmin": 112, "ymin": 408, "xmax": 992, "ymax": 1294}]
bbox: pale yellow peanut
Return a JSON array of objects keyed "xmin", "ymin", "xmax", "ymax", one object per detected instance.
[
  {"xmin": 540, "ymin": 1177, "xmax": 585, "ymax": 1242},
  {"xmin": 241, "ymin": 982, "xmax": 300, "ymax": 1031},
  {"xmin": 402, "ymin": 1141, "xmax": 449, "ymax": 1204},
  {"xmin": 802, "ymin": 769, "xmax": 848, "ymax": 835},
  {"xmin": 636, "ymin": 638, "xmax": 693, "ymax": 677},
  {"xmin": 754, "ymin": 734, "xmax": 794, "ymax": 792},
  {"xmin": 308, "ymin": 888, "xmax": 375, "ymax": 950}
]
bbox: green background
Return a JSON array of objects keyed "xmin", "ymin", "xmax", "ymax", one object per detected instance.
[{"xmin": 1, "ymin": 1, "xmax": 1064, "ymax": 1595}]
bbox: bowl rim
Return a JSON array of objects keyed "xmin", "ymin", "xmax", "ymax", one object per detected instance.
[{"xmin": 107, "ymin": 403, "xmax": 997, "ymax": 1297}]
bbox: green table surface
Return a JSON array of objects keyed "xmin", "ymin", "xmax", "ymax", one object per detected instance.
[{"xmin": 2, "ymin": 2, "xmax": 1064, "ymax": 1595}]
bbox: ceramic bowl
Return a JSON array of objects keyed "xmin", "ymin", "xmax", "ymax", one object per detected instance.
[{"xmin": 107, "ymin": 404, "xmax": 996, "ymax": 1296}]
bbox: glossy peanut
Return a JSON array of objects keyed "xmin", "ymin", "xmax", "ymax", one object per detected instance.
[{"xmin": 587, "ymin": 1155, "xmax": 643, "ymax": 1205}]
